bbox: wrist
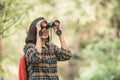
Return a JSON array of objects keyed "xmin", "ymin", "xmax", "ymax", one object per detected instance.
[{"xmin": 58, "ymin": 34, "xmax": 63, "ymax": 38}]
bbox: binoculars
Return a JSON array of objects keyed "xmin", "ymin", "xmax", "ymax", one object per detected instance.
[
  {"xmin": 39, "ymin": 20, "xmax": 62, "ymax": 36},
  {"xmin": 40, "ymin": 20, "xmax": 60, "ymax": 29}
]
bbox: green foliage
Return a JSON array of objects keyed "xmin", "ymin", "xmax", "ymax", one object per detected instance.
[
  {"xmin": 1, "ymin": 0, "xmax": 120, "ymax": 80},
  {"xmin": 73, "ymin": 0, "xmax": 120, "ymax": 80},
  {"xmin": 1, "ymin": 0, "xmax": 31, "ymax": 38},
  {"xmin": 78, "ymin": 38, "xmax": 120, "ymax": 80}
]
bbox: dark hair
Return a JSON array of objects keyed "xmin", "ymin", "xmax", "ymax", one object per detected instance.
[{"xmin": 25, "ymin": 17, "xmax": 50, "ymax": 45}]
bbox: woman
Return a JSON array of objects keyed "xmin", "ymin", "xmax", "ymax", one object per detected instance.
[{"xmin": 24, "ymin": 17, "xmax": 72, "ymax": 80}]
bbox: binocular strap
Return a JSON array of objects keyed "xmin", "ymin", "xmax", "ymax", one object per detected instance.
[{"xmin": 49, "ymin": 28, "xmax": 52, "ymax": 42}]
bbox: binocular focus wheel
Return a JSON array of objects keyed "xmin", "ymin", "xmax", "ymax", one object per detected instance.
[
  {"xmin": 39, "ymin": 30, "xmax": 43, "ymax": 36},
  {"xmin": 56, "ymin": 30, "xmax": 62, "ymax": 36}
]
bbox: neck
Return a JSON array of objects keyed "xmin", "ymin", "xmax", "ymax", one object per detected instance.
[{"xmin": 41, "ymin": 38, "xmax": 46, "ymax": 47}]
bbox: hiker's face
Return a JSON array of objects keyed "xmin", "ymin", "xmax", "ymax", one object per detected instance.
[{"xmin": 41, "ymin": 28, "xmax": 49, "ymax": 39}]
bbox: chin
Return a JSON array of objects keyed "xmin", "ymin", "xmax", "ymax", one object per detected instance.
[{"xmin": 41, "ymin": 35, "xmax": 49, "ymax": 39}]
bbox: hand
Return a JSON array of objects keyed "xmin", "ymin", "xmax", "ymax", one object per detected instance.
[
  {"xmin": 53, "ymin": 25, "xmax": 61, "ymax": 32},
  {"xmin": 36, "ymin": 21, "xmax": 41, "ymax": 34}
]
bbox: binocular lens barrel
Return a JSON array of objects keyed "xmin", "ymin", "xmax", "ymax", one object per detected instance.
[
  {"xmin": 40, "ymin": 21, "xmax": 47, "ymax": 28},
  {"xmin": 54, "ymin": 20, "xmax": 60, "ymax": 26},
  {"xmin": 40, "ymin": 20, "xmax": 60, "ymax": 28}
]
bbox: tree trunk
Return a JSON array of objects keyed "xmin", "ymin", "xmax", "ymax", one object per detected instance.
[
  {"xmin": 0, "ymin": 37, "xmax": 2, "ymax": 80},
  {"xmin": 0, "ymin": 7, "xmax": 3, "ymax": 72},
  {"xmin": 0, "ymin": 33, "xmax": 2, "ymax": 72}
]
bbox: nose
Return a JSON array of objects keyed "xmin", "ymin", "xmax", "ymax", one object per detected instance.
[{"xmin": 42, "ymin": 28, "xmax": 49, "ymax": 33}]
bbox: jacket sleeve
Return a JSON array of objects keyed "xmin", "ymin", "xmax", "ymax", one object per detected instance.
[
  {"xmin": 53, "ymin": 44, "xmax": 72, "ymax": 61},
  {"xmin": 23, "ymin": 43, "xmax": 44, "ymax": 63}
]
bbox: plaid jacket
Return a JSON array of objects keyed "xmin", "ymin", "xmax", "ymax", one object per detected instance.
[{"xmin": 23, "ymin": 43, "xmax": 72, "ymax": 80}]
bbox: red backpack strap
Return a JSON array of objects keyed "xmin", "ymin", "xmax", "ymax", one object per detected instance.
[{"xmin": 19, "ymin": 55, "xmax": 27, "ymax": 80}]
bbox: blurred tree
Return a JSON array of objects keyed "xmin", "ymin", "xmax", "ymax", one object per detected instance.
[
  {"xmin": 110, "ymin": 0, "xmax": 120, "ymax": 38},
  {"xmin": 0, "ymin": 0, "xmax": 32, "ymax": 75},
  {"xmin": 0, "ymin": 0, "xmax": 4, "ymax": 73},
  {"xmin": 74, "ymin": 0, "xmax": 120, "ymax": 80}
]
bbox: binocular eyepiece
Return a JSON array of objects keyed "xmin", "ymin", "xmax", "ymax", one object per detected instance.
[{"xmin": 40, "ymin": 20, "xmax": 60, "ymax": 29}]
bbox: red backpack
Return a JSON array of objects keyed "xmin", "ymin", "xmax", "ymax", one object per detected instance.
[{"xmin": 19, "ymin": 55, "xmax": 27, "ymax": 80}]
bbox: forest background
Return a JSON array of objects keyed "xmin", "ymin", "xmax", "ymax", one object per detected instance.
[{"xmin": 0, "ymin": 0, "xmax": 120, "ymax": 80}]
